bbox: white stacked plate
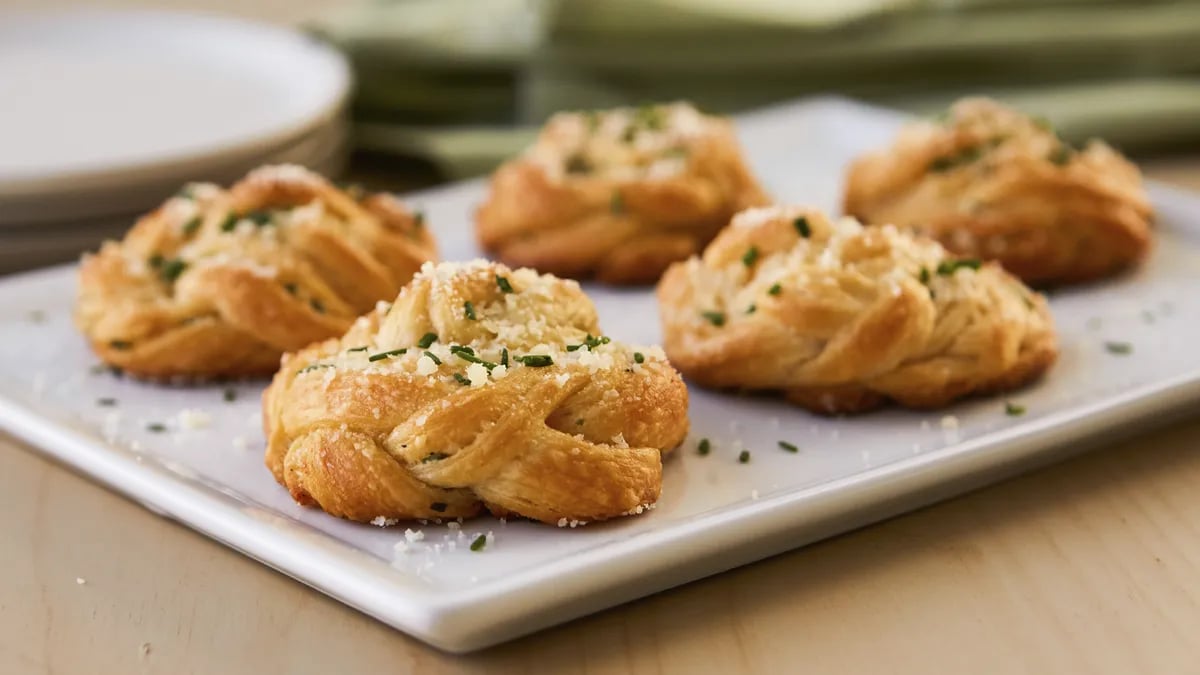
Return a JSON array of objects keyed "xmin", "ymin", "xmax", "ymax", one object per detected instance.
[{"xmin": 0, "ymin": 9, "xmax": 352, "ymax": 273}]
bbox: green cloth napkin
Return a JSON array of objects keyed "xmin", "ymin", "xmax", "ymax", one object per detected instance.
[{"xmin": 315, "ymin": 0, "xmax": 1200, "ymax": 179}]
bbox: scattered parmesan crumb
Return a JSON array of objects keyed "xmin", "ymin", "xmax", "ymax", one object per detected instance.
[
  {"xmin": 466, "ymin": 362, "xmax": 489, "ymax": 387},
  {"xmin": 177, "ymin": 409, "xmax": 212, "ymax": 430},
  {"xmin": 75, "ymin": 577, "xmax": 86, "ymax": 585},
  {"xmin": 371, "ymin": 516, "xmax": 398, "ymax": 527},
  {"xmin": 404, "ymin": 529, "xmax": 425, "ymax": 543},
  {"xmin": 940, "ymin": 415, "xmax": 959, "ymax": 430},
  {"xmin": 750, "ymin": 490, "xmax": 759, "ymax": 500},
  {"xmin": 231, "ymin": 436, "xmax": 248, "ymax": 451},
  {"xmin": 416, "ymin": 355, "xmax": 438, "ymax": 376}
]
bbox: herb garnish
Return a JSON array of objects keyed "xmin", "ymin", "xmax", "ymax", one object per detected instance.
[
  {"xmin": 698, "ymin": 438, "xmax": 711, "ymax": 456},
  {"xmin": 297, "ymin": 363, "xmax": 333, "ymax": 374},
  {"xmin": 793, "ymin": 216, "xmax": 811, "ymax": 238},
  {"xmin": 929, "ymin": 146, "xmax": 982, "ymax": 172},
  {"xmin": 146, "ymin": 423, "xmax": 167, "ymax": 433},
  {"xmin": 109, "ymin": 340, "xmax": 132, "ymax": 350},
  {"xmin": 422, "ymin": 452, "xmax": 450, "ymax": 463},
  {"xmin": 500, "ymin": 348, "xmax": 509, "ymax": 367},
  {"xmin": 742, "ymin": 246, "xmax": 759, "ymax": 267},
  {"xmin": 223, "ymin": 389, "xmax": 237, "ymax": 403},
  {"xmin": 496, "ymin": 275, "xmax": 514, "ymax": 294},
  {"xmin": 220, "ymin": 213, "xmax": 239, "ymax": 232},
  {"xmin": 347, "ymin": 346, "xmax": 369, "ymax": 352},
  {"xmin": 176, "ymin": 186, "xmax": 195, "ymax": 200},
  {"xmin": 413, "ymin": 210, "xmax": 425, "ymax": 228},
  {"xmin": 633, "ymin": 352, "xmax": 645, "ymax": 364},
  {"xmin": 97, "ymin": 398, "xmax": 117, "ymax": 407},
  {"xmin": 738, "ymin": 450, "xmax": 751, "ymax": 464},
  {"xmin": 453, "ymin": 373, "xmax": 471, "ymax": 386},
  {"xmin": 470, "ymin": 534, "xmax": 487, "ymax": 552},
  {"xmin": 516, "ymin": 354, "xmax": 554, "ymax": 367},
  {"xmin": 1005, "ymin": 402, "xmax": 1026, "ymax": 416},
  {"xmin": 568, "ymin": 334, "xmax": 611, "ymax": 351},
  {"xmin": 936, "ymin": 259, "xmax": 981, "ymax": 276},
  {"xmin": 464, "ymin": 301, "xmax": 477, "ymax": 320},
  {"xmin": 245, "ymin": 210, "xmax": 272, "ymax": 226},
  {"xmin": 430, "ymin": 502, "xmax": 448, "ymax": 513},
  {"xmin": 919, "ymin": 267, "xmax": 931, "ymax": 283},
  {"xmin": 309, "ymin": 298, "xmax": 325, "ymax": 314},
  {"xmin": 451, "ymin": 346, "xmax": 497, "ymax": 370},
  {"xmin": 1105, "ymin": 341, "xmax": 1133, "ymax": 355},
  {"xmin": 283, "ymin": 283, "xmax": 298, "ymax": 295},
  {"xmin": 767, "ymin": 283, "xmax": 782, "ymax": 296},
  {"xmin": 576, "ymin": 419, "xmax": 585, "ymax": 426},
  {"xmin": 368, "ymin": 349, "xmax": 407, "ymax": 362},
  {"xmin": 565, "ymin": 153, "xmax": 592, "ymax": 174},
  {"xmin": 746, "ymin": 304, "xmax": 757, "ymax": 315},
  {"xmin": 701, "ymin": 311, "xmax": 726, "ymax": 327},
  {"xmin": 1048, "ymin": 146, "xmax": 1074, "ymax": 166},
  {"xmin": 423, "ymin": 351, "xmax": 442, "ymax": 365},
  {"xmin": 778, "ymin": 441, "xmax": 799, "ymax": 453},
  {"xmin": 159, "ymin": 258, "xmax": 187, "ymax": 283},
  {"xmin": 610, "ymin": 191, "xmax": 625, "ymax": 215},
  {"xmin": 417, "ymin": 332, "xmax": 438, "ymax": 349},
  {"xmin": 182, "ymin": 216, "xmax": 202, "ymax": 236}
]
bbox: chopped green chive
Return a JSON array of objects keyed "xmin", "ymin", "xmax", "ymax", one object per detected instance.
[
  {"xmin": 223, "ymin": 388, "xmax": 237, "ymax": 403},
  {"xmin": 245, "ymin": 210, "xmax": 272, "ymax": 226},
  {"xmin": 453, "ymin": 372, "xmax": 471, "ymax": 386},
  {"xmin": 220, "ymin": 213, "xmax": 238, "ymax": 232},
  {"xmin": 610, "ymin": 191, "xmax": 625, "ymax": 215},
  {"xmin": 451, "ymin": 346, "xmax": 496, "ymax": 370},
  {"xmin": 368, "ymin": 349, "xmax": 407, "ymax": 362},
  {"xmin": 633, "ymin": 352, "xmax": 645, "ymax": 364},
  {"xmin": 413, "ymin": 210, "xmax": 425, "ymax": 228},
  {"xmin": 148, "ymin": 253, "xmax": 164, "ymax": 268},
  {"xmin": 176, "ymin": 186, "xmax": 195, "ymax": 200},
  {"xmin": 738, "ymin": 450, "xmax": 751, "ymax": 464},
  {"xmin": 470, "ymin": 534, "xmax": 487, "ymax": 552},
  {"xmin": 159, "ymin": 258, "xmax": 187, "ymax": 283},
  {"xmin": 496, "ymin": 275, "xmax": 514, "ymax": 293},
  {"xmin": 146, "ymin": 423, "xmax": 167, "ymax": 433},
  {"xmin": 297, "ymin": 363, "xmax": 333, "ymax": 374},
  {"xmin": 698, "ymin": 438, "xmax": 711, "ymax": 455},
  {"xmin": 936, "ymin": 259, "xmax": 981, "ymax": 276},
  {"xmin": 767, "ymin": 283, "xmax": 782, "ymax": 296},
  {"xmin": 97, "ymin": 397, "xmax": 117, "ymax": 407},
  {"xmin": 919, "ymin": 267, "xmax": 931, "ymax": 283},
  {"xmin": 929, "ymin": 146, "xmax": 983, "ymax": 172},
  {"xmin": 182, "ymin": 216, "xmax": 202, "ymax": 235},
  {"xmin": 565, "ymin": 153, "xmax": 592, "ymax": 174},
  {"xmin": 742, "ymin": 246, "xmax": 760, "ymax": 267},
  {"xmin": 500, "ymin": 347, "xmax": 509, "ymax": 366},
  {"xmin": 283, "ymin": 282, "xmax": 298, "ymax": 295},
  {"xmin": 347, "ymin": 346, "xmax": 369, "ymax": 353},
  {"xmin": 423, "ymin": 351, "xmax": 442, "ymax": 365},
  {"xmin": 778, "ymin": 441, "xmax": 799, "ymax": 453},
  {"xmin": 422, "ymin": 452, "xmax": 449, "ymax": 463},
  {"xmin": 309, "ymin": 298, "xmax": 325, "ymax": 314},
  {"xmin": 1048, "ymin": 146, "xmax": 1074, "ymax": 166},
  {"xmin": 516, "ymin": 354, "xmax": 554, "ymax": 367},
  {"xmin": 430, "ymin": 502, "xmax": 447, "ymax": 513},
  {"xmin": 417, "ymin": 332, "xmax": 438, "ymax": 349},
  {"xmin": 1105, "ymin": 341, "xmax": 1133, "ymax": 355},
  {"xmin": 464, "ymin": 301, "xmax": 477, "ymax": 320},
  {"xmin": 745, "ymin": 304, "xmax": 757, "ymax": 315},
  {"xmin": 576, "ymin": 418, "xmax": 585, "ymax": 426},
  {"xmin": 1005, "ymin": 402, "xmax": 1026, "ymax": 416},
  {"xmin": 109, "ymin": 340, "xmax": 132, "ymax": 350},
  {"xmin": 701, "ymin": 311, "xmax": 726, "ymax": 327},
  {"xmin": 793, "ymin": 216, "xmax": 811, "ymax": 238},
  {"xmin": 1031, "ymin": 115, "xmax": 1053, "ymax": 131}
]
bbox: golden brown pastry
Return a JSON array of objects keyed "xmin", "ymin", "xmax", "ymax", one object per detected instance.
[
  {"xmin": 657, "ymin": 206, "xmax": 1057, "ymax": 414},
  {"xmin": 263, "ymin": 259, "xmax": 689, "ymax": 525},
  {"xmin": 476, "ymin": 102, "xmax": 769, "ymax": 285},
  {"xmin": 75, "ymin": 165, "xmax": 436, "ymax": 378},
  {"xmin": 844, "ymin": 97, "xmax": 1153, "ymax": 286}
]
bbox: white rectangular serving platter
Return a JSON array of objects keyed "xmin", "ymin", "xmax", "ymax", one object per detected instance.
[{"xmin": 2, "ymin": 98, "xmax": 1199, "ymax": 653}]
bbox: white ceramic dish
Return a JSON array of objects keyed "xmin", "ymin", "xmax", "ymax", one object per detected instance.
[
  {"xmin": 1, "ymin": 98, "xmax": 1198, "ymax": 653},
  {"xmin": 0, "ymin": 10, "xmax": 349, "ymax": 200}
]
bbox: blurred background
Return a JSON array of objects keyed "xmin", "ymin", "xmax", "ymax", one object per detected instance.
[{"xmin": 5, "ymin": 0, "xmax": 1200, "ymax": 272}]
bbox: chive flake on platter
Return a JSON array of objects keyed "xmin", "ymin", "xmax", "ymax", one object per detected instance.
[
  {"xmin": 430, "ymin": 502, "xmax": 448, "ymax": 513},
  {"xmin": 451, "ymin": 347, "xmax": 496, "ymax": 370},
  {"xmin": 793, "ymin": 216, "xmax": 811, "ymax": 238},
  {"xmin": 767, "ymin": 283, "xmax": 782, "ymax": 296},
  {"xmin": 182, "ymin": 216, "xmax": 202, "ymax": 235},
  {"xmin": 496, "ymin": 275, "xmax": 514, "ymax": 293},
  {"xmin": 97, "ymin": 397, "xmax": 117, "ymax": 407},
  {"xmin": 1105, "ymin": 341, "xmax": 1133, "ymax": 355},
  {"xmin": 423, "ymin": 351, "xmax": 442, "ymax": 365},
  {"xmin": 778, "ymin": 441, "xmax": 799, "ymax": 453},
  {"xmin": 223, "ymin": 389, "xmax": 237, "ymax": 403},
  {"xmin": 633, "ymin": 352, "xmax": 645, "ymax": 364},
  {"xmin": 146, "ymin": 423, "xmax": 167, "ymax": 433},
  {"xmin": 464, "ymin": 301, "xmax": 477, "ymax": 320},
  {"xmin": 309, "ymin": 298, "xmax": 325, "ymax": 314},
  {"xmin": 297, "ymin": 363, "xmax": 333, "ymax": 374},
  {"xmin": 1005, "ymin": 402, "xmax": 1026, "ymax": 416},
  {"xmin": 109, "ymin": 340, "xmax": 133, "ymax": 350},
  {"xmin": 347, "ymin": 346, "xmax": 369, "ymax": 353},
  {"xmin": 516, "ymin": 354, "xmax": 554, "ymax": 367},
  {"xmin": 470, "ymin": 534, "xmax": 487, "ymax": 552},
  {"xmin": 738, "ymin": 450, "xmax": 751, "ymax": 464},
  {"xmin": 500, "ymin": 347, "xmax": 509, "ymax": 366},
  {"xmin": 698, "ymin": 438, "xmax": 711, "ymax": 455},
  {"xmin": 610, "ymin": 191, "xmax": 625, "ymax": 215},
  {"xmin": 417, "ymin": 332, "xmax": 438, "ymax": 349},
  {"xmin": 220, "ymin": 213, "xmax": 239, "ymax": 232},
  {"xmin": 368, "ymin": 349, "xmax": 407, "ymax": 362},
  {"xmin": 742, "ymin": 246, "xmax": 759, "ymax": 267},
  {"xmin": 453, "ymin": 373, "xmax": 471, "ymax": 386},
  {"xmin": 701, "ymin": 311, "xmax": 726, "ymax": 327}
]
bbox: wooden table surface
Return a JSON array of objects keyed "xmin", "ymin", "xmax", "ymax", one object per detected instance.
[{"xmin": 6, "ymin": 2, "xmax": 1200, "ymax": 673}]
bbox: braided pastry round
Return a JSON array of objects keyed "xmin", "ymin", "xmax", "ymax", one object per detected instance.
[
  {"xmin": 844, "ymin": 97, "xmax": 1153, "ymax": 286},
  {"xmin": 263, "ymin": 260, "xmax": 689, "ymax": 525},
  {"xmin": 476, "ymin": 102, "xmax": 768, "ymax": 285},
  {"xmin": 75, "ymin": 165, "xmax": 436, "ymax": 378},
  {"xmin": 657, "ymin": 207, "xmax": 1058, "ymax": 414}
]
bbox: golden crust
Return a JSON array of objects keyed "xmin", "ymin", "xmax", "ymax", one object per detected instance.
[
  {"xmin": 476, "ymin": 102, "xmax": 769, "ymax": 285},
  {"xmin": 657, "ymin": 207, "xmax": 1058, "ymax": 414},
  {"xmin": 844, "ymin": 97, "xmax": 1154, "ymax": 286},
  {"xmin": 74, "ymin": 165, "xmax": 437, "ymax": 379},
  {"xmin": 263, "ymin": 260, "xmax": 689, "ymax": 525}
]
